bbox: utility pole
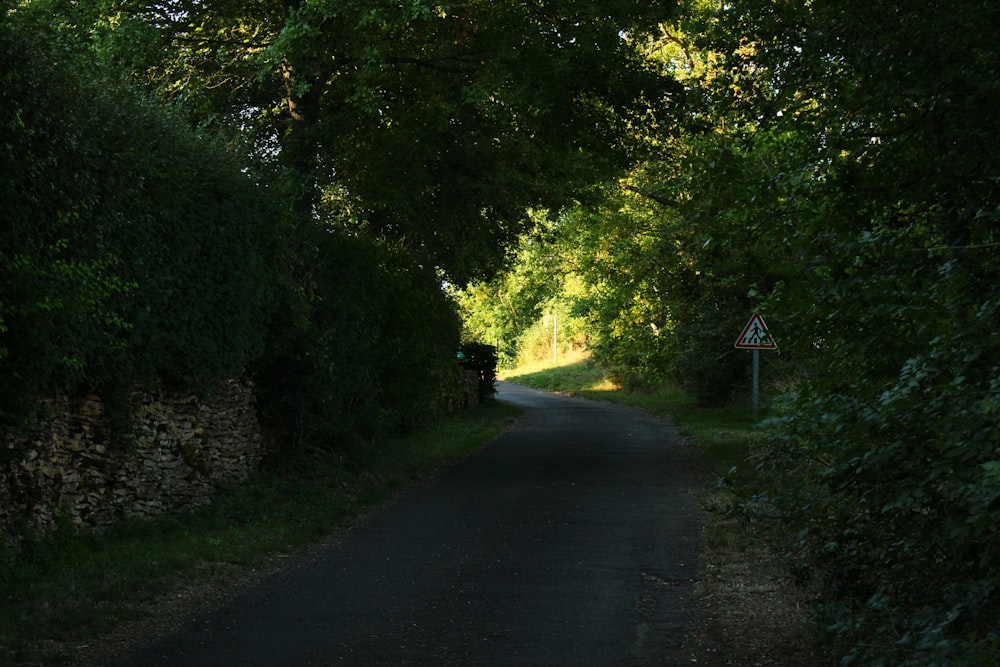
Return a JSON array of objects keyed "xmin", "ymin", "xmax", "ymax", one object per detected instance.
[{"xmin": 553, "ymin": 313, "xmax": 558, "ymax": 362}]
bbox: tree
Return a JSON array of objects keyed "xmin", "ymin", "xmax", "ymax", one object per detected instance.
[
  {"xmin": 455, "ymin": 214, "xmax": 570, "ymax": 367},
  {"xmin": 502, "ymin": 15, "xmax": 798, "ymax": 402},
  {"xmin": 28, "ymin": 0, "xmax": 682, "ymax": 284},
  {"xmin": 700, "ymin": 1, "xmax": 1000, "ymax": 662},
  {"xmin": 16, "ymin": 0, "xmax": 690, "ymax": 447}
]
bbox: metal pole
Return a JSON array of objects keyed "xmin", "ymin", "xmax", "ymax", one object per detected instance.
[
  {"xmin": 752, "ymin": 349, "xmax": 760, "ymax": 417},
  {"xmin": 553, "ymin": 313, "xmax": 558, "ymax": 363}
]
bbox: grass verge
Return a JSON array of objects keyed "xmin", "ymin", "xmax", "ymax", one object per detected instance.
[
  {"xmin": 503, "ymin": 356, "xmax": 824, "ymax": 665},
  {"xmin": 0, "ymin": 400, "xmax": 522, "ymax": 667}
]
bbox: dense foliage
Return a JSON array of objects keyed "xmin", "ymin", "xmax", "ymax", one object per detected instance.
[
  {"xmin": 254, "ymin": 228, "xmax": 462, "ymax": 446},
  {"xmin": 459, "ymin": 29, "xmax": 786, "ymax": 403},
  {"xmin": 1, "ymin": 8, "xmax": 460, "ymax": 446},
  {"xmin": 4, "ymin": 1, "xmax": 680, "ymax": 449},
  {"xmin": 710, "ymin": 1, "xmax": 1000, "ymax": 662},
  {"xmin": 459, "ymin": 1, "xmax": 1000, "ymax": 662},
  {"xmin": 0, "ymin": 16, "xmax": 276, "ymax": 426},
  {"xmin": 454, "ymin": 216, "xmax": 588, "ymax": 368}
]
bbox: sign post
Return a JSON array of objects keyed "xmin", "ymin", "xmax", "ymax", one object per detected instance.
[{"xmin": 734, "ymin": 314, "xmax": 777, "ymax": 416}]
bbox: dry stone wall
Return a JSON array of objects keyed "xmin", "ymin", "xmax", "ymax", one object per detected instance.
[{"xmin": 1, "ymin": 379, "xmax": 264, "ymax": 548}]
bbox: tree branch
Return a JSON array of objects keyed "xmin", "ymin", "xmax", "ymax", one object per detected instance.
[
  {"xmin": 618, "ymin": 182, "xmax": 680, "ymax": 209},
  {"xmin": 387, "ymin": 55, "xmax": 480, "ymax": 76}
]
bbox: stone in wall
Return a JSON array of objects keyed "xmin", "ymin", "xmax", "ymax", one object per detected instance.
[{"xmin": 1, "ymin": 378, "xmax": 264, "ymax": 550}]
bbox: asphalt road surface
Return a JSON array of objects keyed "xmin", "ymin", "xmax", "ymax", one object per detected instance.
[{"xmin": 115, "ymin": 382, "xmax": 702, "ymax": 666}]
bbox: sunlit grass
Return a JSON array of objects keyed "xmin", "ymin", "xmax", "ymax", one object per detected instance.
[
  {"xmin": 500, "ymin": 352, "xmax": 610, "ymax": 394},
  {"xmin": 499, "ymin": 348, "xmax": 593, "ymax": 377}
]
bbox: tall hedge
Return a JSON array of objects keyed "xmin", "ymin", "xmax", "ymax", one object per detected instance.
[
  {"xmin": 0, "ymin": 15, "xmax": 276, "ymax": 426},
  {"xmin": 2, "ymin": 10, "xmax": 474, "ymax": 456},
  {"xmin": 254, "ymin": 226, "xmax": 462, "ymax": 448}
]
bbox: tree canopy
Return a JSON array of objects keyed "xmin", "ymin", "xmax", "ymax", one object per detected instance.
[
  {"xmin": 29, "ymin": 0, "xmax": 682, "ymax": 283},
  {"xmin": 4, "ymin": 0, "xmax": 684, "ymax": 443}
]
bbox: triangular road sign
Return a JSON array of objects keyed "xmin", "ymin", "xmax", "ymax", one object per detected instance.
[{"xmin": 735, "ymin": 313, "xmax": 777, "ymax": 349}]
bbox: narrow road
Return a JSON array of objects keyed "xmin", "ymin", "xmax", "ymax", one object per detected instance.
[{"xmin": 115, "ymin": 382, "xmax": 702, "ymax": 666}]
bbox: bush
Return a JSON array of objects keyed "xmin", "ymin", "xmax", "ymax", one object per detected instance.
[
  {"xmin": 0, "ymin": 16, "xmax": 277, "ymax": 427},
  {"xmin": 740, "ymin": 221, "xmax": 1000, "ymax": 665},
  {"xmin": 254, "ymin": 228, "xmax": 462, "ymax": 449}
]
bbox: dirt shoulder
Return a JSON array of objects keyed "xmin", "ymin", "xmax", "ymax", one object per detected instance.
[
  {"xmin": 68, "ymin": 503, "xmax": 826, "ymax": 667},
  {"xmin": 682, "ymin": 487, "xmax": 827, "ymax": 666}
]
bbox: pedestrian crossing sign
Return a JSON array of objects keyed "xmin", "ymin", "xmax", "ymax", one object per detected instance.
[{"xmin": 735, "ymin": 314, "xmax": 777, "ymax": 349}]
